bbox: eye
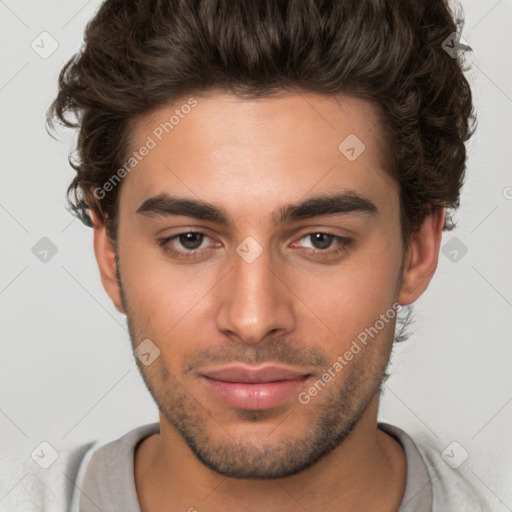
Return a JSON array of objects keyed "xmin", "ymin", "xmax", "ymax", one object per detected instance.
[
  {"xmin": 175, "ymin": 232, "xmax": 206, "ymax": 250},
  {"xmin": 158, "ymin": 231, "xmax": 219, "ymax": 259},
  {"xmin": 301, "ymin": 232, "xmax": 335, "ymax": 250},
  {"xmin": 291, "ymin": 232, "xmax": 352, "ymax": 259}
]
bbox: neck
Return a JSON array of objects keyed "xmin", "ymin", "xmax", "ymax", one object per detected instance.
[{"xmin": 135, "ymin": 394, "xmax": 406, "ymax": 512}]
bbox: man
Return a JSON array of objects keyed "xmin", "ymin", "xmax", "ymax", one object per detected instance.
[{"xmin": 0, "ymin": 0, "xmax": 493, "ymax": 510}]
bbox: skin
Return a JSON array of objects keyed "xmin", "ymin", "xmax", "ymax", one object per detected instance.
[{"xmin": 92, "ymin": 91, "xmax": 444, "ymax": 512}]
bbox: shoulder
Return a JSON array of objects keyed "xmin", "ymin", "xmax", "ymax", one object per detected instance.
[
  {"xmin": 379, "ymin": 422, "xmax": 495, "ymax": 512},
  {"xmin": 0, "ymin": 423, "xmax": 160, "ymax": 512},
  {"xmin": 0, "ymin": 439, "xmax": 99, "ymax": 512},
  {"xmin": 413, "ymin": 432, "xmax": 494, "ymax": 512}
]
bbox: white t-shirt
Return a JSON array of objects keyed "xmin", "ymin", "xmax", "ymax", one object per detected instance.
[{"xmin": 0, "ymin": 422, "xmax": 495, "ymax": 511}]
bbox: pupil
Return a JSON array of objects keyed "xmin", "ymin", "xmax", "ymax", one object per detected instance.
[
  {"xmin": 180, "ymin": 232, "xmax": 203, "ymax": 249},
  {"xmin": 312, "ymin": 233, "xmax": 332, "ymax": 250}
]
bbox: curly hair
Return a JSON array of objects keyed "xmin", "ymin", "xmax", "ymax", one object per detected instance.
[{"xmin": 47, "ymin": 0, "xmax": 475, "ymax": 244}]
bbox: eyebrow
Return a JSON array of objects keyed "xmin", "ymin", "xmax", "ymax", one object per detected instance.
[{"xmin": 136, "ymin": 191, "xmax": 378, "ymax": 226}]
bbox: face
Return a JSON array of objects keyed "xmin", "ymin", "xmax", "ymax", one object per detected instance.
[{"xmin": 106, "ymin": 92, "xmax": 408, "ymax": 478}]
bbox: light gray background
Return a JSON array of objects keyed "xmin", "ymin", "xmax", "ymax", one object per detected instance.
[{"xmin": 1, "ymin": 0, "xmax": 511, "ymax": 508}]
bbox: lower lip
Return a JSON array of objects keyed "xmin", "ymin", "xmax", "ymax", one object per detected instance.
[{"xmin": 200, "ymin": 376, "xmax": 310, "ymax": 410}]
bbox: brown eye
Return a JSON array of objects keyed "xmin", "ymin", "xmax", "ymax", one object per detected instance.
[
  {"xmin": 291, "ymin": 232, "xmax": 353, "ymax": 261},
  {"xmin": 309, "ymin": 233, "xmax": 335, "ymax": 250},
  {"xmin": 158, "ymin": 231, "xmax": 220, "ymax": 261},
  {"xmin": 178, "ymin": 232, "xmax": 204, "ymax": 250}
]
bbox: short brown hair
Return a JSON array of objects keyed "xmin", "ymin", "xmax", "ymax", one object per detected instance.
[{"xmin": 47, "ymin": 0, "xmax": 475, "ymax": 243}]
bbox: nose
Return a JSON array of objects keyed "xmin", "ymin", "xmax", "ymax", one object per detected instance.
[{"xmin": 215, "ymin": 242, "xmax": 296, "ymax": 344}]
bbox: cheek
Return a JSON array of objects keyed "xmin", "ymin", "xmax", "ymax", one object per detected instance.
[
  {"xmin": 117, "ymin": 235, "xmax": 172, "ymax": 330},
  {"xmin": 117, "ymin": 236, "xmax": 219, "ymax": 348},
  {"xmin": 293, "ymin": 240, "xmax": 401, "ymax": 341},
  {"xmin": 123, "ymin": 268, "xmax": 207, "ymax": 340}
]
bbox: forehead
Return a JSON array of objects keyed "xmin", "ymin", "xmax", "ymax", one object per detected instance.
[{"xmin": 120, "ymin": 91, "xmax": 398, "ymax": 223}]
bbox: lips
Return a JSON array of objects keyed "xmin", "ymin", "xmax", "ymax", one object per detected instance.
[
  {"xmin": 199, "ymin": 364, "xmax": 313, "ymax": 410},
  {"xmin": 201, "ymin": 365, "xmax": 310, "ymax": 383}
]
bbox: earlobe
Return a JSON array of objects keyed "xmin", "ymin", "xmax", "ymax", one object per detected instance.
[
  {"xmin": 398, "ymin": 208, "xmax": 445, "ymax": 306},
  {"xmin": 90, "ymin": 210, "xmax": 125, "ymax": 314}
]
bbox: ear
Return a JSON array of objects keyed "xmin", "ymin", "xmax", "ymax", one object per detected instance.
[
  {"xmin": 90, "ymin": 210, "xmax": 125, "ymax": 314},
  {"xmin": 398, "ymin": 207, "xmax": 445, "ymax": 306}
]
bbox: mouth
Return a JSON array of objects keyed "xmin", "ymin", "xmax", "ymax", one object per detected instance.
[{"xmin": 198, "ymin": 364, "xmax": 313, "ymax": 410}]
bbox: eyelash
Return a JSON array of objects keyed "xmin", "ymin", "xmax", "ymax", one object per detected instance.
[{"xmin": 157, "ymin": 231, "xmax": 353, "ymax": 261}]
